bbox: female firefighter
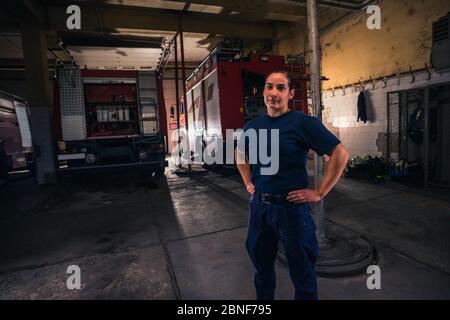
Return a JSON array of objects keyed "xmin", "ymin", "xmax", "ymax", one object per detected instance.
[{"xmin": 236, "ymin": 70, "xmax": 349, "ymax": 300}]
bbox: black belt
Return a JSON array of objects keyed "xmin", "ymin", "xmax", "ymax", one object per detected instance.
[{"xmin": 257, "ymin": 192, "xmax": 290, "ymax": 204}]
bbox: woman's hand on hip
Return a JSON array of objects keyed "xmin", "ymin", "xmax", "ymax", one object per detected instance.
[
  {"xmin": 286, "ymin": 189, "xmax": 323, "ymax": 203},
  {"xmin": 246, "ymin": 182, "xmax": 256, "ymax": 195}
]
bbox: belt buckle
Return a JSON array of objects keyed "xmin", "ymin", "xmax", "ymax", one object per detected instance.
[
  {"xmin": 261, "ymin": 193, "xmax": 274, "ymax": 204},
  {"xmin": 261, "ymin": 193, "xmax": 271, "ymax": 204}
]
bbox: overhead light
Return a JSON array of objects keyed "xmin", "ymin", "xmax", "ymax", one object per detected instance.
[{"xmin": 230, "ymin": 11, "xmax": 240, "ymax": 15}]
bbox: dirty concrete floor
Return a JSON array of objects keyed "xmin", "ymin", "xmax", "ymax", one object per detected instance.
[{"xmin": 0, "ymin": 164, "xmax": 449, "ymax": 300}]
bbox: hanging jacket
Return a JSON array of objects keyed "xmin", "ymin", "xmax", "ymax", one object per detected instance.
[{"xmin": 357, "ymin": 91, "xmax": 367, "ymax": 123}]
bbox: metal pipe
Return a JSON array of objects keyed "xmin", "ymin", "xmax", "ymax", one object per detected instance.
[
  {"xmin": 270, "ymin": 0, "xmax": 373, "ymax": 10},
  {"xmin": 178, "ymin": 12, "xmax": 192, "ymax": 171},
  {"xmin": 318, "ymin": 0, "xmax": 374, "ymax": 10},
  {"xmin": 174, "ymin": 33, "xmax": 182, "ymax": 168},
  {"xmin": 424, "ymin": 87, "xmax": 429, "ymax": 188},
  {"xmin": 270, "ymin": 0, "xmax": 376, "ymax": 10},
  {"xmin": 307, "ymin": 0, "xmax": 326, "ymax": 242},
  {"xmin": 178, "ymin": 14, "xmax": 188, "ymax": 131}
]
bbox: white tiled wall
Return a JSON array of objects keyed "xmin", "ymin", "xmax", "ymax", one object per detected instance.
[{"xmin": 322, "ymin": 69, "xmax": 450, "ymax": 159}]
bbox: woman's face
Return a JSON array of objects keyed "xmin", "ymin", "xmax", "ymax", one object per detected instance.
[{"xmin": 263, "ymin": 73, "xmax": 295, "ymax": 113}]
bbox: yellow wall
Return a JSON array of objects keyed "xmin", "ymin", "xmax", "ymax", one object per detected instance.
[{"xmin": 275, "ymin": 0, "xmax": 450, "ymax": 89}]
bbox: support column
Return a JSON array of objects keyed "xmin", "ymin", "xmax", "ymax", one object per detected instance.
[
  {"xmin": 306, "ymin": 0, "xmax": 325, "ymax": 242},
  {"xmin": 424, "ymin": 87, "xmax": 429, "ymax": 188},
  {"xmin": 174, "ymin": 33, "xmax": 182, "ymax": 168},
  {"xmin": 20, "ymin": 21, "xmax": 57, "ymax": 184}
]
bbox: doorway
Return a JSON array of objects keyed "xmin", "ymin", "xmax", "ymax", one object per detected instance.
[
  {"xmin": 428, "ymin": 84, "xmax": 450, "ymax": 187},
  {"xmin": 387, "ymin": 83, "xmax": 450, "ymax": 188}
]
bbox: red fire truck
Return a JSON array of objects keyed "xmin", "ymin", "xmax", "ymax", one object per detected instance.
[
  {"xmin": 0, "ymin": 91, "xmax": 34, "ymax": 182},
  {"xmin": 54, "ymin": 68, "xmax": 168, "ymax": 175},
  {"xmin": 175, "ymin": 43, "xmax": 307, "ymax": 165}
]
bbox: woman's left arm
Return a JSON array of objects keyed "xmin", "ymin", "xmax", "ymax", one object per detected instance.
[{"xmin": 287, "ymin": 143, "xmax": 349, "ymax": 203}]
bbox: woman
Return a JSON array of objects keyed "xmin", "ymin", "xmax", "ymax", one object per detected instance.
[{"xmin": 236, "ymin": 70, "xmax": 349, "ymax": 300}]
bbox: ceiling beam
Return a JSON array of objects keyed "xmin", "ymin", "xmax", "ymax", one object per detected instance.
[
  {"xmin": 169, "ymin": 0, "xmax": 307, "ymax": 17},
  {"xmin": 58, "ymin": 32, "xmax": 164, "ymax": 48},
  {"xmin": 0, "ymin": 58, "xmax": 57, "ymax": 69},
  {"xmin": 46, "ymin": 3, "xmax": 274, "ymax": 39},
  {"xmin": 43, "ymin": 0, "xmax": 306, "ymax": 23}
]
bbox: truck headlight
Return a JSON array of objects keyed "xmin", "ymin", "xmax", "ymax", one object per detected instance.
[{"xmin": 138, "ymin": 151, "xmax": 147, "ymax": 160}]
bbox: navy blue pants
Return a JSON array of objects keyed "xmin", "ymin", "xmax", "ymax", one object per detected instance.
[{"xmin": 246, "ymin": 195, "xmax": 318, "ymax": 300}]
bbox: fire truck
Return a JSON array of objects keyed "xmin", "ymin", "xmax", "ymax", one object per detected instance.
[
  {"xmin": 0, "ymin": 91, "xmax": 33, "ymax": 182},
  {"xmin": 175, "ymin": 40, "xmax": 308, "ymax": 165},
  {"xmin": 54, "ymin": 68, "xmax": 168, "ymax": 175}
]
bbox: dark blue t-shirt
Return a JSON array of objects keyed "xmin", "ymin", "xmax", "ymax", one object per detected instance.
[{"xmin": 239, "ymin": 110, "xmax": 341, "ymax": 194}]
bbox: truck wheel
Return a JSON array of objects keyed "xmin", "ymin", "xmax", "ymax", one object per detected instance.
[
  {"xmin": 141, "ymin": 166, "xmax": 165, "ymax": 179},
  {"xmin": 29, "ymin": 162, "xmax": 37, "ymax": 176},
  {"xmin": 154, "ymin": 167, "xmax": 165, "ymax": 177},
  {"xmin": 0, "ymin": 148, "xmax": 8, "ymax": 184}
]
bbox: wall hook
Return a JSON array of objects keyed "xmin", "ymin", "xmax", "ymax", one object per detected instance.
[
  {"xmin": 409, "ymin": 66, "xmax": 415, "ymax": 84},
  {"xmin": 425, "ymin": 63, "xmax": 431, "ymax": 81},
  {"xmin": 342, "ymin": 85, "xmax": 346, "ymax": 96},
  {"xmin": 369, "ymin": 76, "xmax": 376, "ymax": 91},
  {"xmin": 382, "ymin": 77, "xmax": 388, "ymax": 88},
  {"xmin": 331, "ymin": 87, "xmax": 335, "ymax": 97},
  {"xmin": 359, "ymin": 78, "xmax": 365, "ymax": 91}
]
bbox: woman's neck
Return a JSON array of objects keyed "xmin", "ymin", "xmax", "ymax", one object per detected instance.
[{"xmin": 267, "ymin": 106, "xmax": 290, "ymax": 118}]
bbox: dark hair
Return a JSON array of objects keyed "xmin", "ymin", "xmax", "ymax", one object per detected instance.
[{"xmin": 265, "ymin": 70, "xmax": 293, "ymax": 89}]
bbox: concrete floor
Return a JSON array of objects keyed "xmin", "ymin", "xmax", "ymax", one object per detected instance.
[{"xmin": 0, "ymin": 163, "xmax": 449, "ymax": 300}]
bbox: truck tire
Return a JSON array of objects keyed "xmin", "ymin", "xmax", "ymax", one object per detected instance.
[
  {"xmin": 0, "ymin": 147, "xmax": 8, "ymax": 184},
  {"xmin": 154, "ymin": 166, "xmax": 165, "ymax": 178},
  {"xmin": 141, "ymin": 166, "xmax": 165, "ymax": 179}
]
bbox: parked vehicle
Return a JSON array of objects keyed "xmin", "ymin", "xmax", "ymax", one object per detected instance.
[
  {"xmin": 54, "ymin": 68, "xmax": 168, "ymax": 176},
  {"xmin": 175, "ymin": 42, "xmax": 308, "ymax": 165},
  {"xmin": 0, "ymin": 91, "xmax": 33, "ymax": 183}
]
